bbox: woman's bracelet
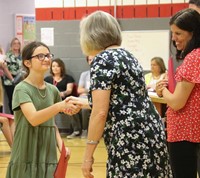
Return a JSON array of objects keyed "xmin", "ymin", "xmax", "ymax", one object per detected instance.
[
  {"xmin": 86, "ymin": 139, "xmax": 99, "ymax": 145},
  {"xmin": 84, "ymin": 158, "xmax": 94, "ymax": 163}
]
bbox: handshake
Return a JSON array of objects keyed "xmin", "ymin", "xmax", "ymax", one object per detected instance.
[{"xmin": 61, "ymin": 96, "xmax": 90, "ymax": 115}]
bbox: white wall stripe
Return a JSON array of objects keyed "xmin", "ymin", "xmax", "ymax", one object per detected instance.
[
  {"xmin": 172, "ymin": 0, "xmax": 185, "ymax": 3},
  {"xmin": 75, "ymin": 0, "xmax": 86, "ymax": 7},
  {"xmin": 135, "ymin": 0, "xmax": 147, "ymax": 5},
  {"xmin": 35, "ymin": 0, "xmax": 188, "ymax": 8},
  {"xmin": 160, "ymin": 0, "xmax": 172, "ymax": 4},
  {"xmin": 99, "ymin": 0, "xmax": 111, "ymax": 6},
  {"xmin": 87, "ymin": 0, "xmax": 98, "ymax": 7},
  {"xmin": 122, "ymin": 0, "xmax": 134, "ymax": 5},
  {"xmin": 64, "ymin": 0, "xmax": 75, "ymax": 7},
  {"xmin": 147, "ymin": 0, "xmax": 159, "ymax": 5},
  {"xmin": 35, "ymin": 0, "xmax": 63, "ymax": 8}
]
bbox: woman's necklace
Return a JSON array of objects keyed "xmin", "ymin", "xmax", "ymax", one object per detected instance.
[{"xmin": 53, "ymin": 76, "xmax": 62, "ymax": 86}]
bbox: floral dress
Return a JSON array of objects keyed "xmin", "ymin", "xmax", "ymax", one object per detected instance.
[{"xmin": 89, "ymin": 48, "xmax": 172, "ymax": 178}]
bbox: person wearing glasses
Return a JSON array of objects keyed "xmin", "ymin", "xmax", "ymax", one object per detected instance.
[
  {"xmin": 2, "ymin": 37, "xmax": 22, "ymax": 114},
  {"xmin": 6, "ymin": 41, "xmax": 81, "ymax": 178}
]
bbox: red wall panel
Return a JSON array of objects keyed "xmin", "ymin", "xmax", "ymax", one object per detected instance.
[
  {"xmin": 134, "ymin": 5, "xmax": 147, "ymax": 18},
  {"xmin": 123, "ymin": 6, "xmax": 134, "ymax": 18},
  {"xmin": 98, "ymin": 6, "xmax": 114, "ymax": 16},
  {"xmin": 75, "ymin": 7, "xmax": 87, "ymax": 19},
  {"xmin": 36, "ymin": 3, "xmax": 188, "ymax": 21},
  {"xmin": 172, "ymin": 3, "xmax": 188, "ymax": 15},
  {"xmin": 116, "ymin": 6, "xmax": 123, "ymax": 18},
  {"xmin": 63, "ymin": 8, "xmax": 76, "ymax": 20},
  {"xmin": 159, "ymin": 4, "xmax": 172, "ymax": 17},
  {"xmin": 147, "ymin": 5, "xmax": 159, "ymax": 18},
  {"xmin": 36, "ymin": 8, "xmax": 52, "ymax": 21},
  {"xmin": 52, "ymin": 8, "xmax": 63, "ymax": 20},
  {"xmin": 87, "ymin": 7, "xmax": 98, "ymax": 15}
]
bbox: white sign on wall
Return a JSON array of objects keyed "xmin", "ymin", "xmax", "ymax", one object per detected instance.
[{"xmin": 41, "ymin": 28, "xmax": 54, "ymax": 46}]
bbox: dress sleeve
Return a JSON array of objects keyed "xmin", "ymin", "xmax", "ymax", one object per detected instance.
[
  {"xmin": 90, "ymin": 56, "xmax": 116, "ymax": 91},
  {"xmin": 12, "ymin": 86, "xmax": 32, "ymax": 111},
  {"xmin": 175, "ymin": 49, "xmax": 200, "ymax": 84}
]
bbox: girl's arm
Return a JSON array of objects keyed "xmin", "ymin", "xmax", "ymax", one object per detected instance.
[
  {"xmin": 55, "ymin": 125, "xmax": 71, "ymax": 159},
  {"xmin": 20, "ymin": 99, "xmax": 78, "ymax": 126}
]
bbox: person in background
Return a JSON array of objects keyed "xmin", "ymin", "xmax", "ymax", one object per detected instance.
[
  {"xmin": 0, "ymin": 115, "xmax": 14, "ymax": 148},
  {"xmin": 77, "ymin": 56, "xmax": 93, "ymax": 139},
  {"xmin": 0, "ymin": 46, "xmax": 14, "ymax": 81},
  {"xmin": 45, "ymin": 58, "xmax": 81, "ymax": 138},
  {"xmin": 188, "ymin": 1, "xmax": 200, "ymax": 177},
  {"xmin": 0, "ymin": 74, "xmax": 14, "ymax": 148},
  {"xmin": 145, "ymin": 56, "xmax": 166, "ymax": 92},
  {"xmin": 6, "ymin": 41, "xmax": 80, "ymax": 178},
  {"xmin": 70, "ymin": 11, "xmax": 172, "ymax": 178},
  {"xmin": 2, "ymin": 37, "xmax": 22, "ymax": 114},
  {"xmin": 156, "ymin": 8, "xmax": 200, "ymax": 178},
  {"xmin": 45, "ymin": 58, "xmax": 75, "ymax": 99},
  {"xmin": 189, "ymin": 0, "xmax": 200, "ymax": 13}
]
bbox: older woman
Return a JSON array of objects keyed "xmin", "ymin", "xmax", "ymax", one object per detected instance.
[{"xmin": 71, "ymin": 11, "xmax": 172, "ymax": 178}]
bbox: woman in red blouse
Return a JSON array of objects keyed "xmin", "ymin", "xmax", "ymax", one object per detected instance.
[{"xmin": 156, "ymin": 8, "xmax": 200, "ymax": 178}]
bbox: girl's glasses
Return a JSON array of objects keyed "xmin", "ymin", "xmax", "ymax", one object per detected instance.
[{"xmin": 30, "ymin": 53, "xmax": 54, "ymax": 61}]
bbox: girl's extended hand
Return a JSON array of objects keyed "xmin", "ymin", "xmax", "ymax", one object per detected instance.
[{"xmin": 62, "ymin": 97, "xmax": 82, "ymax": 115}]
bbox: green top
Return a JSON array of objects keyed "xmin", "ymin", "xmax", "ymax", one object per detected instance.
[
  {"xmin": 6, "ymin": 81, "xmax": 61, "ymax": 178},
  {"xmin": 3, "ymin": 51, "xmax": 22, "ymax": 86}
]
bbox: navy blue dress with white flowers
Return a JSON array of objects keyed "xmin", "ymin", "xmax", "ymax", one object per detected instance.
[{"xmin": 89, "ymin": 48, "xmax": 172, "ymax": 178}]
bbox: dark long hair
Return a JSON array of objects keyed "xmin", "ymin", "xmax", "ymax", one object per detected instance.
[
  {"xmin": 50, "ymin": 58, "xmax": 66, "ymax": 77},
  {"xmin": 170, "ymin": 8, "xmax": 200, "ymax": 60}
]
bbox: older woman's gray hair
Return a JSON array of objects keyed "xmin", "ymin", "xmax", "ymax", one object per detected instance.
[{"xmin": 80, "ymin": 11, "xmax": 122, "ymax": 56}]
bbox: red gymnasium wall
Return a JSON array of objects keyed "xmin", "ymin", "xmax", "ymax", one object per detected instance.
[{"xmin": 35, "ymin": 3, "xmax": 188, "ymax": 21}]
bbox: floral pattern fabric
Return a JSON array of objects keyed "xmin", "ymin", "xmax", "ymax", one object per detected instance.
[
  {"xmin": 3, "ymin": 51, "xmax": 22, "ymax": 85},
  {"xmin": 89, "ymin": 48, "xmax": 172, "ymax": 178}
]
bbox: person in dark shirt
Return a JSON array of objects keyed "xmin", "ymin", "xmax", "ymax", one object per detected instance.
[{"xmin": 45, "ymin": 58, "xmax": 81, "ymax": 138}]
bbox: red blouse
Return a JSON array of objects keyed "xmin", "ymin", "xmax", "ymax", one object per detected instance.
[{"xmin": 167, "ymin": 48, "xmax": 200, "ymax": 142}]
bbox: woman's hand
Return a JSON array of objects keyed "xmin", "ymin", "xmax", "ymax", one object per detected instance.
[
  {"xmin": 62, "ymin": 97, "xmax": 82, "ymax": 115},
  {"xmin": 65, "ymin": 96, "xmax": 91, "ymax": 109},
  {"xmin": 155, "ymin": 79, "xmax": 168, "ymax": 97},
  {"xmin": 82, "ymin": 157, "xmax": 94, "ymax": 178}
]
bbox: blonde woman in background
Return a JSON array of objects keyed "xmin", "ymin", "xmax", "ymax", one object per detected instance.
[
  {"xmin": 2, "ymin": 38, "xmax": 22, "ymax": 114},
  {"xmin": 145, "ymin": 56, "xmax": 167, "ymax": 91}
]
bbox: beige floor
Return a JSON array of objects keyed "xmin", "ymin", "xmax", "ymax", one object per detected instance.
[{"xmin": 0, "ymin": 132, "xmax": 107, "ymax": 178}]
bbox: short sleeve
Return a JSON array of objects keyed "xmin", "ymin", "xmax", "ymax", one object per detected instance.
[
  {"xmin": 175, "ymin": 49, "xmax": 200, "ymax": 83},
  {"xmin": 90, "ymin": 55, "xmax": 116, "ymax": 91},
  {"xmin": 12, "ymin": 86, "xmax": 32, "ymax": 111},
  {"xmin": 65, "ymin": 75, "xmax": 75, "ymax": 83},
  {"xmin": 78, "ymin": 72, "xmax": 86, "ymax": 86}
]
